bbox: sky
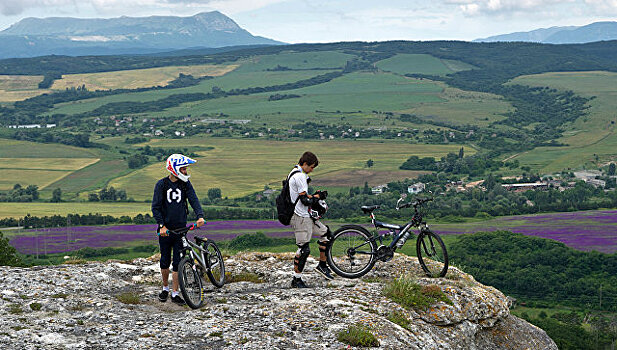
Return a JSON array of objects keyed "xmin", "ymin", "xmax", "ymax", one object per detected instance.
[{"xmin": 0, "ymin": 0, "xmax": 616, "ymax": 42}]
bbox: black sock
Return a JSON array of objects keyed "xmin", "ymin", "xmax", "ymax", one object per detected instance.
[{"xmin": 319, "ymin": 261, "xmax": 327, "ymax": 268}]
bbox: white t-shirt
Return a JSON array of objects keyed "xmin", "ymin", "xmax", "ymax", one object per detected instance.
[{"xmin": 288, "ymin": 165, "xmax": 310, "ymax": 218}]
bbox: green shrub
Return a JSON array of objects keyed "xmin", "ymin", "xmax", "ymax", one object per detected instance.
[
  {"xmin": 228, "ymin": 232, "xmax": 273, "ymax": 250},
  {"xmin": 132, "ymin": 245, "xmax": 158, "ymax": 253},
  {"xmin": 29, "ymin": 302, "xmax": 42, "ymax": 311},
  {"xmin": 337, "ymin": 323, "xmax": 379, "ymax": 347},
  {"xmin": 383, "ymin": 275, "xmax": 452, "ymax": 311},
  {"xmin": 0, "ymin": 231, "xmax": 23, "ymax": 266}
]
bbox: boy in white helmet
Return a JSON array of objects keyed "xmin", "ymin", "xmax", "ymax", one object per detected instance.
[{"xmin": 152, "ymin": 154, "xmax": 205, "ymax": 305}]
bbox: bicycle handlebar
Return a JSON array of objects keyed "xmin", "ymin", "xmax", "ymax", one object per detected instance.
[
  {"xmin": 397, "ymin": 197, "xmax": 433, "ymax": 210},
  {"xmin": 164, "ymin": 223, "xmax": 198, "ymax": 236}
]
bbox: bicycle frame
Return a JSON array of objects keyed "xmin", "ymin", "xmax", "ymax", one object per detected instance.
[
  {"xmin": 180, "ymin": 236, "xmax": 208, "ymax": 270},
  {"xmin": 367, "ymin": 209, "xmax": 429, "ymax": 251}
]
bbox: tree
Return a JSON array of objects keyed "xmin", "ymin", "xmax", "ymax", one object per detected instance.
[
  {"xmin": 0, "ymin": 231, "xmax": 22, "ymax": 266},
  {"xmin": 88, "ymin": 193, "xmax": 99, "ymax": 202},
  {"xmin": 208, "ymin": 188, "xmax": 222, "ymax": 201},
  {"xmin": 363, "ymin": 181, "xmax": 372, "ymax": 195},
  {"xmin": 609, "ymin": 163, "xmax": 616, "ymax": 176},
  {"xmin": 459, "ymin": 147, "xmax": 464, "ymax": 159},
  {"xmin": 51, "ymin": 188, "xmax": 62, "ymax": 202},
  {"xmin": 366, "ymin": 159, "xmax": 374, "ymax": 168},
  {"xmin": 25, "ymin": 185, "xmax": 39, "ymax": 200}
]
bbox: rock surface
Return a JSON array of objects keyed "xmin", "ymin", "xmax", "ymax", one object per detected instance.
[{"xmin": 0, "ymin": 252, "xmax": 557, "ymax": 349}]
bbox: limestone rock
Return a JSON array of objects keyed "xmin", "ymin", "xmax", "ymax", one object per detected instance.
[{"xmin": 0, "ymin": 252, "xmax": 557, "ymax": 349}]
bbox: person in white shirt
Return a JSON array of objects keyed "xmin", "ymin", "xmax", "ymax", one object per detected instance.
[{"xmin": 288, "ymin": 151, "xmax": 334, "ymax": 288}]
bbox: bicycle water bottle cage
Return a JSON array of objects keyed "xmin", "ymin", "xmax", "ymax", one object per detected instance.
[{"xmin": 361, "ymin": 205, "xmax": 380, "ymax": 213}]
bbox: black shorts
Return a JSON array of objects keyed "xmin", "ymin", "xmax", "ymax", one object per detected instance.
[{"xmin": 159, "ymin": 234, "xmax": 183, "ymax": 272}]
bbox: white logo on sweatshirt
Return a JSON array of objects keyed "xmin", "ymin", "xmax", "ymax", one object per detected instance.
[{"xmin": 167, "ymin": 188, "xmax": 182, "ymax": 203}]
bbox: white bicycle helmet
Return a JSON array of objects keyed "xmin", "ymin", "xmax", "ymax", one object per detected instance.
[{"xmin": 166, "ymin": 154, "xmax": 196, "ymax": 182}]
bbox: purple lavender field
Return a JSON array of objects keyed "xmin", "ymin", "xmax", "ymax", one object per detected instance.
[
  {"xmin": 9, "ymin": 221, "xmax": 292, "ymax": 255},
  {"xmin": 8, "ymin": 210, "xmax": 617, "ymax": 255},
  {"xmin": 434, "ymin": 210, "xmax": 617, "ymax": 254}
]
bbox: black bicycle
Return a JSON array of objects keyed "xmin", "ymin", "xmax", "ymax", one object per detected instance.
[
  {"xmin": 168, "ymin": 224, "xmax": 225, "ymax": 309},
  {"xmin": 326, "ymin": 197, "xmax": 448, "ymax": 278}
]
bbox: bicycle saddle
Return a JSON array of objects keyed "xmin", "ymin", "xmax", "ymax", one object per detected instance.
[
  {"xmin": 195, "ymin": 236, "xmax": 208, "ymax": 244},
  {"xmin": 361, "ymin": 205, "xmax": 380, "ymax": 213}
]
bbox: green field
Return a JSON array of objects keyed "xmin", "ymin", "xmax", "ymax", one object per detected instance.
[
  {"xmin": 0, "ymin": 139, "xmax": 101, "ymax": 191},
  {"xmin": 108, "ymin": 137, "xmax": 472, "ymax": 200},
  {"xmin": 45, "ymin": 51, "xmax": 354, "ymax": 116},
  {"xmin": 0, "ymin": 202, "xmax": 151, "ymax": 219},
  {"xmin": 46, "ymin": 158, "xmax": 131, "ymax": 198},
  {"xmin": 155, "ymin": 71, "xmax": 445, "ymax": 125},
  {"xmin": 0, "ymin": 74, "xmax": 49, "ymax": 102},
  {"xmin": 0, "ymin": 138, "xmax": 99, "ymax": 158},
  {"xmin": 510, "ymin": 71, "xmax": 617, "ymax": 172},
  {"xmin": 52, "ymin": 64, "xmax": 238, "ymax": 91},
  {"xmin": 405, "ymin": 86, "xmax": 511, "ymax": 126},
  {"xmin": 375, "ymin": 54, "xmax": 473, "ymax": 76}
]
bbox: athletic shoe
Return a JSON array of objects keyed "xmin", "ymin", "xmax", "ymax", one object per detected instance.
[
  {"xmin": 291, "ymin": 277, "xmax": 308, "ymax": 288},
  {"xmin": 171, "ymin": 295, "xmax": 186, "ymax": 305},
  {"xmin": 158, "ymin": 290, "xmax": 169, "ymax": 302},
  {"xmin": 315, "ymin": 264, "xmax": 334, "ymax": 280}
]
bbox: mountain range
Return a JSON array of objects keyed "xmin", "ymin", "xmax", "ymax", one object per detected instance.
[
  {"xmin": 0, "ymin": 11, "xmax": 282, "ymax": 59},
  {"xmin": 474, "ymin": 21, "xmax": 617, "ymax": 43}
]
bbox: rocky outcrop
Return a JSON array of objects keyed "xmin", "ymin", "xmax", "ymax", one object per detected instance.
[{"xmin": 0, "ymin": 252, "xmax": 556, "ymax": 349}]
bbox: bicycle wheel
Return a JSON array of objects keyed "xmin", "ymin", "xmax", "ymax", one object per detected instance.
[
  {"xmin": 326, "ymin": 225, "xmax": 378, "ymax": 279},
  {"xmin": 416, "ymin": 229, "xmax": 449, "ymax": 278},
  {"xmin": 178, "ymin": 256, "xmax": 204, "ymax": 309},
  {"xmin": 203, "ymin": 241, "xmax": 225, "ymax": 288}
]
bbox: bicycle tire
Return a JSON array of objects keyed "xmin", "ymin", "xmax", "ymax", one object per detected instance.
[
  {"xmin": 326, "ymin": 225, "xmax": 378, "ymax": 279},
  {"xmin": 416, "ymin": 229, "xmax": 449, "ymax": 278},
  {"xmin": 204, "ymin": 241, "xmax": 225, "ymax": 288},
  {"xmin": 178, "ymin": 256, "xmax": 205, "ymax": 309}
]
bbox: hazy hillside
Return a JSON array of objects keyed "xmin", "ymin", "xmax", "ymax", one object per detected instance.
[
  {"xmin": 0, "ymin": 11, "xmax": 282, "ymax": 59},
  {"xmin": 475, "ymin": 21, "xmax": 617, "ymax": 43}
]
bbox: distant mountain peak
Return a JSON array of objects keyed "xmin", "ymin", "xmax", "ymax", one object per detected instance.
[
  {"xmin": 0, "ymin": 11, "xmax": 282, "ymax": 58},
  {"xmin": 474, "ymin": 21, "xmax": 617, "ymax": 44}
]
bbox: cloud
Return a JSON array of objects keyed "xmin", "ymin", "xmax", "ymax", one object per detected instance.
[
  {"xmin": 0, "ymin": 0, "xmax": 77, "ymax": 16},
  {"xmin": 0, "ymin": 0, "xmax": 288, "ymax": 16},
  {"xmin": 584, "ymin": 0, "xmax": 617, "ymax": 13},
  {"xmin": 445, "ymin": 0, "xmax": 577, "ymax": 16}
]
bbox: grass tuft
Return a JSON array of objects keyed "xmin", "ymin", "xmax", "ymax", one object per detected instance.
[
  {"xmin": 337, "ymin": 323, "xmax": 380, "ymax": 347},
  {"xmin": 225, "ymin": 271, "xmax": 264, "ymax": 283},
  {"xmin": 383, "ymin": 275, "xmax": 452, "ymax": 311},
  {"xmin": 29, "ymin": 302, "xmax": 42, "ymax": 311},
  {"xmin": 116, "ymin": 292, "xmax": 140, "ymax": 305},
  {"xmin": 387, "ymin": 310, "xmax": 411, "ymax": 330}
]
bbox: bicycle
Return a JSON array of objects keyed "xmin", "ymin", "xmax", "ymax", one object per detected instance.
[
  {"xmin": 326, "ymin": 196, "xmax": 449, "ymax": 278},
  {"xmin": 167, "ymin": 223, "xmax": 226, "ymax": 309}
]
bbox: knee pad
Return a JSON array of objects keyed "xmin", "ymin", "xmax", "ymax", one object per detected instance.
[
  {"xmin": 294, "ymin": 243, "xmax": 310, "ymax": 272},
  {"xmin": 320, "ymin": 225, "xmax": 333, "ymax": 241}
]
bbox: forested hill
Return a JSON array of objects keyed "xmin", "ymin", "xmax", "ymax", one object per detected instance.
[{"xmin": 2, "ymin": 40, "xmax": 617, "ymax": 80}]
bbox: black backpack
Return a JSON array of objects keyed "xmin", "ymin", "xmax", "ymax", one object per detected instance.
[{"xmin": 276, "ymin": 169, "xmax": 301, "ymax": 225}]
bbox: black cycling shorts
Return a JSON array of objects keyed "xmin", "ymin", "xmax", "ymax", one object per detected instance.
[{"xmin": 159, "ymin": 234, "xmax": 183, "ymax": 272}]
